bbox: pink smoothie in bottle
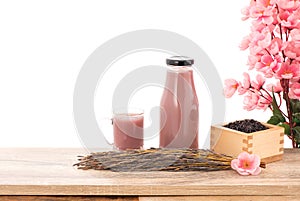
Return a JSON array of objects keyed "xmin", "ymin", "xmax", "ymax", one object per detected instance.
[
  {"xmin": 113, "ymin": 111, "xmax": 144, "ymax": 150},
  {"xmin": 160, "ymin": 56, "xmax": 199, "ymax": 149}
]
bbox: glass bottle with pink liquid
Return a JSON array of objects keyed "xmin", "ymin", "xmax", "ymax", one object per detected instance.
[{"xmin": 159, "ymin": 56, "xmax": 199, "ymax": 149}]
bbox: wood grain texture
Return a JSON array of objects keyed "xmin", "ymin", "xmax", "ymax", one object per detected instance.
[
  {"xmin": 1, "ymin": 196, "xmax": 298, "ymax": 201},
  {"xmin": 0, "ymin": 148, "xmax": 299, "ymax": 196},
  {"xmin": 0, "ymin": 196, "xmax": 138, "ymax": 201},
  {"xmin": 0, "ymin": 196, "xmax": 297, "ymax": 201},
  {"xmin": 140, "ymin": 196, "xmax": 299, "ymax": 201}
]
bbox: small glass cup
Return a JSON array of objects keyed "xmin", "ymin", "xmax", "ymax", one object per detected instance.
[{"xmin": 111, "ymin": 108, "xmax": 144, "ymax": 150}]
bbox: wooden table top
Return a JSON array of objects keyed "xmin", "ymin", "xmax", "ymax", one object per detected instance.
[{"xmin": 0, "ymin": 148, "xmax": 299, "ymax": 196}]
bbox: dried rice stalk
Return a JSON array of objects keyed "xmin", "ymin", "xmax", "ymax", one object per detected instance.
[{"xmin": 74, "ymin": 148, "xmax": 266, "ymax": 172}]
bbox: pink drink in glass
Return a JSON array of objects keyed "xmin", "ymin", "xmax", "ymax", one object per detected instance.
[
  {"xmin": 160, "ymin": 56, "xmax": 199, "ymax": 149},
  {"xmin": 113, "ymin": 110, "xmax": 144, "ymax": 150}
]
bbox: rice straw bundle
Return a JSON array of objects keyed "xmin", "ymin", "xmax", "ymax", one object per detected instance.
[{"xmin": 74, "ymin": 148, "xmax": 266, "ymax": 172}]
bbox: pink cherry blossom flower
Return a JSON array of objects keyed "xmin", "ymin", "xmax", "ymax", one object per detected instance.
[
  {"xmin": 241, "ymin": 6, "xmax": 251, "ymax": 21},
  {"xmin": 241, "ymin": 0, "xmax": 257, "ymax": 21},
  {"xmin": 254, "ymin": 54, "xmax": 281, "ymax": 77},
  {"xmin": 248, "ymin": 54, "xmax": 261, "ymax": 70},
  {"xmin": 238, "ymin": 73, "xmax": 251, "ymax": 95},
  {"xmin": 224, "ymin": 79, "xmax": 239, "ymax": 98},
  {"xmin": 268, "ymin": 37, "xmax": 283, "ymax": 55},
  {"xmin": 251, "ymin": 20, "xmax": 272, "ymax": 32},
  {"xmin": 257, "ymin": 0, "xmax": 275, "ymax": 8},
  {"xmin": 249, "ymin": 4, "xmax": 274, "ymax": 25},
  {"xmin": 243, "ymin": 91, "xmax": 260, "ymax": 111},
  {"xmin": 249, "ymin": 28, "xmax": 272, "ymax": 55},
  {"xmin": 240, "ymin": 35, "xmax": 251, "ymax": 50},
  {"xmin": 257, "ymin": 28, "xmax": 273, "ymax": 48},
  {"xmin": 231, "ymin": 152, "xmax": 261, "ymax": 176},
  {"xmin": 277, "ymin": 0, "xmax": 300, "ymax": 10},
  {"xmin": 290, "ymin": 29, "xmax": 300, "ymax": 41},
  {"xmin": 267, "ymin": 81, "xmax": 283, "ymax": 93},
  {"xmin": 291, "ymin": 77, "xmax": 300, "ymax": 83},
  {"xmin": 289, "ymin": 82, "xmax": 300, "ymax": 99},
  {"xmin": 284, "ymin": 41, "xmax": 300, "ymax": 61},
  {"xmin": 276, "ymin": 62, "xmax": 300, "ymax": 79},
  {"xmin": 251, "ymin": 74, "xmax": 266, "ymax": 90},
  {"xmin": 278, "ymin": 10, "xmax": 300, "ymax": 29},
  {"xmin": 257, "ymin": 94, "xmax": 272, "ymax": 110}
]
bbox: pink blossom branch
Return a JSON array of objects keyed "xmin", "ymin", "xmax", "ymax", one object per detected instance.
[
  {"xmin": 281, "ymin": 79, "xmax": 296, "ymax": 148},
  {"xmin": 264, "ymin": 48, "xmax": 274, "ymax": 59},
  {"xmin": 276, "ymin": 5, "xmax": 283, "ymax": 40},
  {"xmin": 261, "ymin": 87, "xmax": 272, "ymax": 99},
  {"xmin": 224, "ymin": 1, "xmax": 300, "ymax": 148},
  {"xmin": 260, "ymin": 88, "xmax": 288, "ymax": 118},
  {"xmin": 277, "ymin": 92, "xmax": 282, "ymax": 107},
  {"xmin": 276, "ymin": 5, "xmax": 287, "ymax": 61}
]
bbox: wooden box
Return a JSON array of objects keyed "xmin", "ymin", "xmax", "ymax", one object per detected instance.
[{"xmin": 210, "ymin": 123, "xmax": 284, "ymax": 163}]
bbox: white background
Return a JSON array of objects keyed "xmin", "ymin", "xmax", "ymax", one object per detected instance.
[{"xmin": 0, "ymin": 0, "xmax": 292, "ymax": 148}]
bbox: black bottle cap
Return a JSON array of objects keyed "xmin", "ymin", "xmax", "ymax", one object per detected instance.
[{"xmin": 166, "ymin": 56, "xmax": 194, "ymax": 66}]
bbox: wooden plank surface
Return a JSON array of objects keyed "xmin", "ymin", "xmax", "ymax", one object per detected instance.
[
  {"xmin": 0, "ymin": 196, "xmax": 138, "ymax": 201},
  {"xmin": 140, "ymin": 196, "xmax": 299, "ymax": 201},
  {"xmin": 0, "ymin": 196, "xmax": 297, "ymax": 201},
  {"xmin": 0, "ymin": 148, "xmax": 299, "ymax": 196}
]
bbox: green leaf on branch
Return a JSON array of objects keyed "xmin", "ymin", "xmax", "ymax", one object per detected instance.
[
  {"xmin": 267, "ymin": 115, "xmax": 281, "ymax": 125},
  {"xmin": 293, "ymin": 118, "xmax": 300, "ymax": 125},
  {"xmin": 293, "ymin": 113, "xmax": 300, "ymax": 124},
  {"xmin": 293, "ymin": 126, "xmax": 300, "ymax": 146},
  {"xmin": 279, "ymin": 123, "xmax": 291, "ymax": 135},
  {"xmin": 290, "ymin": 99, "xmax": 300, "ymax": 113},
  {"xmin": 275, "ymin": 114, "xmax": 285, "ymax": 122},
  {"xmin": 294, "ymin": 126, "xmax": 300, "ymax": 134},
  {"xmin": 270, "ymin": 91, "xmax": 285, "ymax": 123}
]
